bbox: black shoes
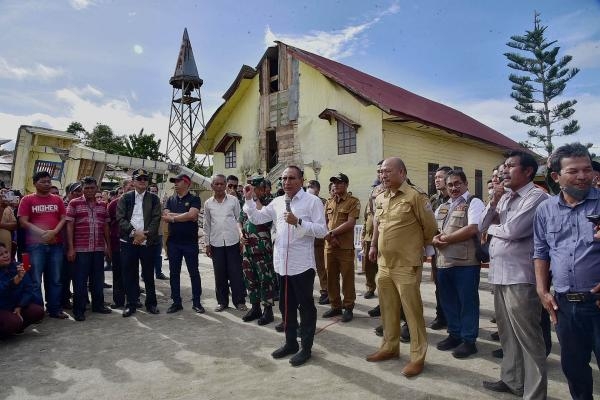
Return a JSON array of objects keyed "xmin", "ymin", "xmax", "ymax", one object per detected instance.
[
  {"xmin": 289, "ymin": 349, "xmax": 311, "ymax": 366},
  {"xmin": 167, "ymin": 303, "xmax": 183, "ymax": 314},
  {"xmin": 318, "ymin": 292, "xmax": 329, "ymax": 305},
  {"xmin": 214, "ymin": 304, "xmax": 228, "ymax": 312},
  {"xmin": 242, "ymin": 305, "xmax": 262, "ymax": 322},
  {"xmin": 368, "ymin": 305, "xmax": 380, "ymax": 317},
  {"xmin": 491, "ymin": 331, "xmax": 500, "ymax": 341},
  {"xmin": 92, "ymin": 306, "xmax": 112, "ymax": 314},
  {"xmin": 400, "ymin": 322, "xmax": 410, "ymax": 343},
  {"xmin": 363, "ymin": 290, "xmax": 375, "ymax": 299},
  {"xmin": 322, "ymin": 308, "xmax": 343, "ymax": 318},
  {"xmin": 110, "ymin": 303, "xmax": 124, "ymax": 309},
  {"xmin": 192, "ymin": 304, "xmax": 205, "ymax": 314},
  {"xmin": 257, "ymin": 305, "xmax": 274, "ymax": 326},
  {"xmin": 74, "ymin": 314, "xmax": 86, "ymax": 322},
  {"xmin": 429, "ymin": 317, "xmax": 447, "ymax": 330},
  {"xmin": 452, "ymin": 342, "xmax": 477, "ymax": 359},
  {"xmin": 436, "ymin": 335, "xmax": 462, "ymax": 351},
  {"xmin": 482, "ymin": 380, "xmax": 523, "ymax": 396},
  {"xmin": 122, "ymin": 307, "xmax": 136, "ymax": 318},
  {"xmin": 146, "ymin": 305, "xmax": 160, "ymax": 314},
  {"xmin": 341, "ymin": 309, "xmax": 353, "ymax": 323},
  {"xmin": 492, "ymin": 348, "xmax": 504, "ymax": 358},
  {"xmin": 156, "ymin": 273, "xmax": 168, "ymax": 280},
  {"xmin": 271, "ymin": 343, "xmax": 299, "ymax": 359},
  {"xmin": 275, "ymin": 321, "xmax": 285, "ymax": 332},
  {"xmin": 375, "ymin": 325, "xmax": 383, "ymax": 337}
]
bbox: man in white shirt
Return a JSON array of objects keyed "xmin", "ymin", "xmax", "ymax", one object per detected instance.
[
  {"xmin": 203, "ymin": 174, "xmax": 247, "ymax": 312},
  {"xmin": 243, "ymin": 166, "xmax": 327, "ymax": 366}
]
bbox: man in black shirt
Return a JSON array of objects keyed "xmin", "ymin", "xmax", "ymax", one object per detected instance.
[{"xmin": 162, "ymin": 174, "xmax": 204, "ymax": 313}]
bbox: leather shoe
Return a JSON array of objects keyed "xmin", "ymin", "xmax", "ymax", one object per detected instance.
[
  {"xmin": 214, "ymin": 304, "xmax": 228, "ymax": 312},
  {"xmin": 156, "ymin": 272, "xmax": 168, "ymax": 280},
  {"xmin": 242, "ymin": 305, "xmax": 262, "ymax": 322},
  {"xmin": 374, "ymin": 325, "xmax": 383, "ymax": 337},
  {"xmin": 401, "ymin": 361, "xmax": 424, "ymax": 377},
  {"xmin": 122, "ymin": 307, "xmax": 136, "ymax": 318},
  {"xmin": 341, "ymin": 309, "xmax": 353, "ymax": 322},
  {"xmin": 146, "ymin": 305, "xmax": 160, "ymax": 314},
  {"xmin": 92, "ymin": 306, "xmax": 112, "ymax": 314},
  {"xmin": 452, "ymin": 342, "xmax": 477, "ymax": 359},
  {"xmin": 428, "ymin": 317, "xmax": 447, "ymax": 330},
  {"xmin": 491, "ymin": 331, "xmax": 500, "ymax": 341},
  {"xmin": 482, "ymin": 380, "xmax": 522, "ymax": 396},
  {"xmin": 289, "ymin": 349, "xmax": 311, "ymax": 366},
  {"xmin": 167, "ymin": 303, "xmax": 183, "ymax": 314},
  {"xmin": 322, "ymin": 308, "xmax": 342, "ymax": 318},
  {"xmin": 74, "ymin": 314, "xmax": 86, "ymax": 322},
  {"xmin": 492, "ymin": 348, "xmax": 504, "ymax": 358},
  {"xmin": 368, "ymin": 305, "xmax": 380, "ymax": 317},
  {"xmin": 271, "ymin": 343, "xmax": 299, "ymax": 359},
  {"xmin": 318, "ymin": 292, "xmax": 330, "ymax": 305},
  {"xmin": 363, "ymin": 290, "xmax": 375, "ymax": 299},
  {"xmin": 192, "ymin": 304, "xmax": 205, "ymax": 314},
  {"xmin": 366, "ymin": 350, "xmax": 399, "ymax": 362},
  {"xmin": 257, "ymin": 305, "xmax": 274, "ymax": 326},
  {"xmin": 436, "ymin": 335, "xmax": 462, "ymax": 351},
  {"xmin": 275, "ymin": 321, "xmax": 285, "ymax": 332}
]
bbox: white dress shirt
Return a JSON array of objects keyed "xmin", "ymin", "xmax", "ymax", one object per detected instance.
[
  {"xmin": 203, "ymin": 194, "xmax": 241, "ymax": 247},
  {"xmin": 131, "ymin": 190, "xmax": 147, "ymax": 245},
  {"xmin": 243, "ymin": 189, "xmax": 327, "ymax": 276}
]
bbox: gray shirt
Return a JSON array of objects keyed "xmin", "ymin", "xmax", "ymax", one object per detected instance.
[
  {"xmin": 480, "ymin": 182, "xmax": 549, "ymax": 285},
  {"xmin": 203, "ymin": 194, "xmax": 241, "ymax": 247}
]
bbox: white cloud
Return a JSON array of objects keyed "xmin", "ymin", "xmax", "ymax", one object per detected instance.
[
  {"xmin": 69, "ymin": 0, "xmax": 94, "ymax": 10},
  {"xmin": 0, "ymin": 88, "xmax": 170, "ymax": 151},
  {"xmin": 0, "ymin": 58, "xmax": 64, "ymax": 80},
  {"xmin": 133, "ymin": 44, "xmax": 144, "ymax": 55},
  {"xmin": 70, "ymin": 84, "xmax": 103, "ymax": 98},
  {"xmin": 264, "ymin": 2, "xmax": 400, "ymax": 60},
  {"xmin": 567, "ymin": 40, "xmax": 600, "ymax": 69}
]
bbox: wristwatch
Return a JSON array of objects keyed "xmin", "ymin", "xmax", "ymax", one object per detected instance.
[{"xmin": 297, "ymin": 218, "xmax": 302, "ymax": 227}]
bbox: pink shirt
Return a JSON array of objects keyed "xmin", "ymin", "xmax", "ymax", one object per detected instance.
[
  {"xmin": 18, "ymin": 193, "xmax": 66, "ymax": 246},
  {"xmin": 66, "ymin": 196, "xmax": 108, "ymax": 253}
]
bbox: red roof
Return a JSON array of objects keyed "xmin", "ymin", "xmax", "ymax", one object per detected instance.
[{"xmin": 285, "ymin": 44, "xmax": 522, "ymax": 150}]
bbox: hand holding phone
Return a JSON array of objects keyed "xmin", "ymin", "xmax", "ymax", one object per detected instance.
[
  {"xmin": 22, "ymin": 253, "xmax": 31, "ymax": 272},
  {"xmin": 587, "ymin": 214, "xmax": 600, "ymax": 226}
]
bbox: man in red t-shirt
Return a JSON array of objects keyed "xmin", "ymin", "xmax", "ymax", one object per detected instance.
[
  {"xmin": 66, "ymin": 176, "xmax": 112, "ymax": 321},
  {"xmin": 17, "ymin": 171, "xmax": 67, "ymax": 319}
]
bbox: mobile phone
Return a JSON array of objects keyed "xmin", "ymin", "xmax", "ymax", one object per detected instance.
[
  {"xmin": 22, "ymin": 253, "xmax": 31, "ymax": 272},
  {"xmin": 586, "ymin": 214, "xmax": 600, "ymax": 225}
]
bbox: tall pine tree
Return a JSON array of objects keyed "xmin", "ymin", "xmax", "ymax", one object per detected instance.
[{"xmin": 505, "ymin": 12, "xmax": 579, "ymax": 155}]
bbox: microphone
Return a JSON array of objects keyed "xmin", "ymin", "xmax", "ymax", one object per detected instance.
[{"xmin": 284, "ymin": 195, "xmax": 291, "ymax": 212}]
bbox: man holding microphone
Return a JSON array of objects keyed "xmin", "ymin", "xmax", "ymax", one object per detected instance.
[{"xmin": 242, "ymin": 166, "xmax": 327, "ymax": 366}]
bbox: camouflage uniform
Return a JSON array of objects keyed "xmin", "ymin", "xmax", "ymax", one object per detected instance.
[{"xmin": 240, "ymin": 194, "xmax": 275, "ymax": 306}]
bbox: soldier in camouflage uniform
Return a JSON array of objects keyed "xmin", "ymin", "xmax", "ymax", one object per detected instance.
[{"xmin": 239, "ymin": 177, "xmax": 276, "ymax": 325}]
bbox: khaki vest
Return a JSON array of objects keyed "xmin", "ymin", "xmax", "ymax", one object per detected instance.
[{"xmin": 435, "ymin": 200, "xmax": 479, "ymax": 267}]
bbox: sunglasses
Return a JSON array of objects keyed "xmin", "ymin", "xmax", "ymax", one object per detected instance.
[{"xmin": 135, "ymin": 176, "xmax": 149, "ymax": 181}]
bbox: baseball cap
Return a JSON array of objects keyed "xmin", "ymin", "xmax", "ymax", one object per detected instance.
[
  {"xmin": 329, "ymin": 173, "xmax": 349, "ymax": 184},
  {"xmin": 169, "ymin": 173, "xmax": 191, "ymax": 184}
]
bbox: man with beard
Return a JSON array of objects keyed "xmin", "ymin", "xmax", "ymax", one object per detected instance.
[{"xmin": 534, "ymin": 143, "xmax": 600, "ymax": 400}]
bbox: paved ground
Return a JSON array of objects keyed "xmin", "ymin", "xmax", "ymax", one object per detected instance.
[{"xmin": 1, "ymin": 256, "xmax": 598, "ymax": 400}]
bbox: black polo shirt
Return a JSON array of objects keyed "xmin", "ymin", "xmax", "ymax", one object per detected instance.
[{"xmin": 165, "ymin": 192, "xmax": 201, "ymax": 244}]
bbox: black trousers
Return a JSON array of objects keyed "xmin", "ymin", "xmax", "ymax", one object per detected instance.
[
  {"xmin": 121, "ymin": 242, "xmax": 158, "ymax": 309},
  {"xmin": 111, "ymin": 249, "xmax": 125, "ymax": 306},
  {"xmin": 210, "ymin": 244, "xmax": 246, "ymax": 307},
  {"xmin": 278, "ymin": 269, "xmax": 317, "ymax": 351}
]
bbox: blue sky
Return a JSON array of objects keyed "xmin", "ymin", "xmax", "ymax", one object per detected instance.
[{"xmin": 1, "ymin": 0, "xmax": 599, "ymax": 155}]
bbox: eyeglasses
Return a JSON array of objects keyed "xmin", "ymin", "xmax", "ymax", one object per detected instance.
[{"xmin": 135, "ymin": 176, "xmax": 149, "ymax": 181}]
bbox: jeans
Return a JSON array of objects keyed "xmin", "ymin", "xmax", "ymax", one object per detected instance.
[
  {"xmin": 72, "ymin": 251, "xmax": 105, "ymax": 316},
  {"xmin": 121, "ymin": 242, "xmax": 158, "ymax": 309},
  {"xmin": 168, "ymin": 241, "xmax": 202, "ymax": 306},
  {"xmin": 278, "ymin": 269, "xmax": 317, "ymax": 350},
  {"xmin": 28, "ymin": 243, "xmax": 64, "ymax": 316},
  {"xmin": 210, "ymin": 244, "xmax": 246, "ymax": 307},
  {"xmin": 437, "ymin": 265, "xmax": 480, "ymax": 343},
  {"xmin": 555, "ymin": 294, "xmax": 600, "ymax": 400}
]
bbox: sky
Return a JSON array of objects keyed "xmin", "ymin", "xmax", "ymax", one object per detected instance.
[{"xmin": 1, "ymin": 0, "xmax": 599, "ymax": 157}]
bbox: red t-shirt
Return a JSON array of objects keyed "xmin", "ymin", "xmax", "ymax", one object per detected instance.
[{"xmin": 18, "ymin": 193, "xmax": 66, "ymax": 245}]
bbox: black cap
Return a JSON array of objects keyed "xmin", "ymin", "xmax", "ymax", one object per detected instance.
[
  {"xmin": 169, "ymin": 173, "xmax": 191, "ymax": 184},
  {"xmin": 132, "ymin": 168, "xmax": 149, "ymax": 179},
  {"xmin": 68, "ymin": 182, "xmax": 82, "ymax": 193},
  {"xmin": 329, "ymin": 173, "xmax": 349, "ymax": 184}
]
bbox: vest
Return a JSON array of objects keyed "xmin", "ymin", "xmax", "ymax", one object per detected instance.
[{"xmin": 435, "ymin": 197, "xmax": 479, "ymax": 267}]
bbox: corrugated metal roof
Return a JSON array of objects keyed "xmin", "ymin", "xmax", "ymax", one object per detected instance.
[
  {"xmin": 21, "ymin": 125, "xmax": 80, "ymax": 141},
  {"xmin": 285, "ymin": 44, "xmax": 522, "ymax": 151},
  {"xmin": 169, "ymin": 28, "xmax": 202, "ymax": 88}
]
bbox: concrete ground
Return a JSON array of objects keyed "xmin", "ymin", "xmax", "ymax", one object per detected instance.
[{"xmin": 1, "ymin": 256, "xmax": 598, "ymax": 400}]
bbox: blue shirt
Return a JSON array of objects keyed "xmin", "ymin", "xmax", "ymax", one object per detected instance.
[
  {"xmin": 533, "ymin": 187, "xmax": 600, "ymax": 293},
  {"xmin": 0, "ymin": 263, "xmax": 41, "ymax": 310}
]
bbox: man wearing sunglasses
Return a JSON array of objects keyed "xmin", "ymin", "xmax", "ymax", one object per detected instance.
[{"xmin": 116, "ymin": 169, "xmax": 161, "ymax": 317}]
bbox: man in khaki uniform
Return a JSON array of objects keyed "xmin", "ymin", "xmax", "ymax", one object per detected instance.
[
  {"xmin": 361, "ymin": 163, "xmax": 385, "ymax": 299},
  {"xmin": 323, "ymin": 173, "xmax": 361, "ymax": 323},
  {"xmin": 366, "ymin": 157, "xmax": 437, "ymax": 378}
]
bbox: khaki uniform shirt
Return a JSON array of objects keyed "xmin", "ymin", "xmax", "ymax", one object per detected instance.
[
  {"xmin": 325, "ymin": 193, "xmax": 361, "ymax": 250},
  {"xmin": 362, "ymin": 185, "xmax": 385, "ymax": 242},
  {"xmin": 375, "ymin": 181, "xmax": 437, "ymax": 267}
]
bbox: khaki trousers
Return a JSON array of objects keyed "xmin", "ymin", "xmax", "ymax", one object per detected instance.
[
  {"xmin": 325, "ymin": 248, "xmax": 356, "ymax": 310},
  {"xmin": 378, "ymin": 265, "xmax": 427, "ymax": 363},
  {"xmin": 362, "ymin": 241, "xmax": 378, "ymax": 291},
  {"xmin": 314, "ymin": 240, "xmax": 327, "ymax": 293}
]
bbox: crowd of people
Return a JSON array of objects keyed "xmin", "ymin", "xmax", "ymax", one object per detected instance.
[{"xmin": 1, "ymin": 142, "xmax": 599, "ymax": 399}]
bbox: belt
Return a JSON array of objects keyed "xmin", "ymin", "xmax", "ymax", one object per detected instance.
[{"xmin": 556, "ymin": 292, "xmax": 600, "ymax": 303}]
